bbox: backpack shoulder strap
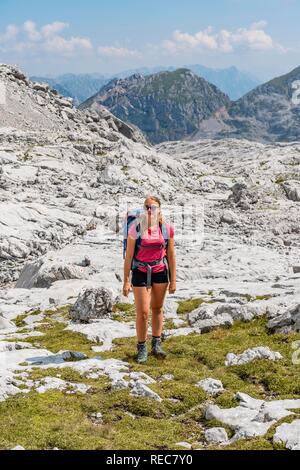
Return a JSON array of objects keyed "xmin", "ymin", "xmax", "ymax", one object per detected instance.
[
  {"xmin": 133, "ymin": 222, "xmax": 142, "ymax": 257},
  {"xmin": 160, "ymin": 221, "xmax": 169, "ymax": 251}
]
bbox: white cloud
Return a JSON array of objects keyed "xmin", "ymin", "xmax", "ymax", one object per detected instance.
[
  {"xmin": 23, "ymin": 20, "xmax": 41, "ymax": 41},
  {"xmin": 98, "ymin": 45, "xmax": 141, "ymax": 58},
  {"xmin": 45, "ymin": 36, "xmax": 92, "ymax": 55},
  {"xmin": 0, "ymin": 20, "xmax": 93, "ymax": 57},
  {"xmin": 0, "ymin": 24, "xmax": 19, "ymax": 43},
  {"xmin": 41, "ymin": 22, "xmax": 69, "ymax": 38},
  {"xmin": 162, "ymin": 21, "xmax": 287, "ymax": 54}
]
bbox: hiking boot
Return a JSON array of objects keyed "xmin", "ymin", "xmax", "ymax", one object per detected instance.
[
  {"xmin": 151, "ymin": 337, "xmax": 167, "ymax": 358},
  {"xmin": 136, "ymin": 342, "xmax": 148, "ymax": 363}
]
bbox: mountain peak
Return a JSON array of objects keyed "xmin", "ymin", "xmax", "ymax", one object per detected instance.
[{"xmin": 79, "ymin": 67, "xmax": 230, "ymax": 144}]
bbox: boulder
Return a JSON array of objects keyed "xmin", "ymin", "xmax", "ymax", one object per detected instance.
[
  {"xmin": 16, "ymin": 259, "xmax": 87, "ymax": 288},
  {"xmin": 227, "ymin": 181, "xmax": 259, "ymax": 210},
  {"xmin": 267, "ymin": 304, "xmax": 300, "ymax": 333},
  {"xmin": 214, "ymin": 303, "xmax": 256, "ymax": 322},
  {"xmin": 187, "ymin": 303, "xmax": 233, "ymax": 332},
  {"xmin": 70, "ymin": 287, "xmax": 114, "ymax": 323}
]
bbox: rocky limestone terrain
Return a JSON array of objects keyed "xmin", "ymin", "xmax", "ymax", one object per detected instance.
[
  {"xmin": 79, "ymin": 68, "xmax": 230, "ymax": 144},
  {"xmin": 0, "ymin": 64, "xmax": 300, "ymax": 450}
]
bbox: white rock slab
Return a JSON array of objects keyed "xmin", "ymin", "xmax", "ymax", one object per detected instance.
[
  {"xmin": 225, "ymin": 347, "xmax": 283, "ymax": 366},
  {"xmin": 273, "ymin": 420, "xmax": 300, "ymax": 450}
]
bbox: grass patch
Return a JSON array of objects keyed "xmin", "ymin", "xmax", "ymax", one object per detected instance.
[
  {"xmin": 24, "ymin": 320, "xmax": 99, "ymax": 357},
  {"xmin": 275, "ymin": 175, "xmax": 286, "ymax": 185},
  {"xmin": 112, "ymin": 303, "xmax": 136, "ymax": 322},
  {"xmin": 2, "ymin": 305, "xmax": 300, "ymax": 450},
  {"xmin": 177, "ymin": 298, "xmax": 207, "ymax": 315}
]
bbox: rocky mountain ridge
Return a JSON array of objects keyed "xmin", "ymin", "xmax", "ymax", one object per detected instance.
[
  {"xmin": 192, "ymin": 65, "xmax": 300, "ymax": 143},
  {"xmin": 79, "ymin": 68, "xmax": 230, "ymax": 144},
  {"xmin": 30, "ymin": 65, "xmax": 259, "ymax": 104}
]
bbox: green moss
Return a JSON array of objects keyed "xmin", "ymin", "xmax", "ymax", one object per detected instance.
[
  {"xmin": 163, "ymin": 319, "xmax": 177, "ymax": 330},
  {"xmin": 25, "ymin": 367, "xmax": 89, "ymax": 384},
  {"xmin": 275, "ymin": 175, "xmax": 286, "ymax": 184},
  {"xmin": 0, "ymin": 383, "xmax": 199, "ymax": 450},
  {"xmin": 24, "ymin": 320, "xmax": 100, "ymax": 357},
  {"xmin": 113, "ymin": 303, "xmax": 134, "ymax": 313},
  {"xmin": 212, "ymin": 437, "xmax": 274, "ymax": 450},
  {"xmin": 13, "ymin": 306, "xmax": 70, "ymax": 328},
  {"xmin": 177, "ymin": 298, "xmax": 206, "ymax": 315},
  {"xmin": 238, "ymin": 293, "xmax": 272, "ymax": 302},
  {"xmin": 112, "ymin": 303, "xmax": 136, "ymax": 322},
  {"xmin": 254, "ymin": 294, "xmax": 273, "ymax": 301},
  {"xmin": 14, "ymin": 314, "xmax": 29, "ymax": 328}
]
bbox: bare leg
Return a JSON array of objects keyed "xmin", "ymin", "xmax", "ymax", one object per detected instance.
[
  {"xmin": 150, "ymin": 282, "xmax": 168, "ymax": 336},
  {"xmin": 132, "ymin": 286, "xmax": 151, "ymax": 342}
]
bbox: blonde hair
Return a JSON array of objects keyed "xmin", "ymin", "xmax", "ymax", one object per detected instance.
[{"xmin": 138, "ymin": 195, "xmax": 165, "ymax": 233}]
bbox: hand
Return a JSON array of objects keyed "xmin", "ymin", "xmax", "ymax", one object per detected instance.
[
  {"xmin": 123, "ymin": 281, "xmax": 131, "ymax": 297},
  {"xmin": 168, "ymin": 281, "xmax": 176, "ymax": 294}
]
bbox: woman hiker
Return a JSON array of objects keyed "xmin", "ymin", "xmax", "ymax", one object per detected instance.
[{"xmin": 123, "ymin": 196, "xmax": 176, "ymax": 363}]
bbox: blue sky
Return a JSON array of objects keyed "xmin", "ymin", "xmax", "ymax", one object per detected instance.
[{"xmin": 0, "ymin": 0, "xmax": 299, "ymax": 80}]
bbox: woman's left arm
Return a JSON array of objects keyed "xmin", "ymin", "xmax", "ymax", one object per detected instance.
[{"xmin": 167, "ymin": 238, "xmax": 176, "ymax": 294}]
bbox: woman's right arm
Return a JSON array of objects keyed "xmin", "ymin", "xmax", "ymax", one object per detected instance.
[{"xmin": 123, "ymin": 234, "xmax": 136, "ymax": 296}]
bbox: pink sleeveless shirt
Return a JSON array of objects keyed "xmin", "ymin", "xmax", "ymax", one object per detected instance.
[{"xmin": 128, "ymin": 222, "xmax": 174, "ymax": 273}]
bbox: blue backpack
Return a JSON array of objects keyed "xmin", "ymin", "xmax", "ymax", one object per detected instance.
[{"xmin": 122, "ymin": 208, "xmax": 170, "ymax": 286}]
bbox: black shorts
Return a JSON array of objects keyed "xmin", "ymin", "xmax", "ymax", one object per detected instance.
[{"xmin": 131, "ymin": 268, "xmax": 169, "ymax": 287}]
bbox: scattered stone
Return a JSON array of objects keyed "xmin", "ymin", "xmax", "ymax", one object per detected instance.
[
  {"xmin": 34, "ymin": 377, "xmax": 90, "ymax": 394},
  {"xmin": 204, "ymin": 427, "xmax": 229, "ymax": 445},
  {"xmin": 220, "ymin": 210, "xmax": 239, "ymax": 225},
  {"xmin": 283, "ymin": 181, "xmax": 300, "ymax": 202},
  {"xmin": 126, "ymin": 372, "xmax": 162, "ymax": 401},
  {"xmin": 225, "ymin": 347, "xmax": 283, "ymax": 366},
  {"xmin": 160, "ymin": 374, "xmax": 174, "ymax": 381},
  {"xmin": 196, "ymin": 378, "xmax": 224, "ymax": 396},
  {"xmin": 89, "ymin": 412, "xmax": 103, "ymax": 424},
  {"xmin": 175, "ymin": 441, "xmax": 192, "ymax": 449}
]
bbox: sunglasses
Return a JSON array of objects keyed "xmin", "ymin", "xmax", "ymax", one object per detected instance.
[{"xmin": 144, "ymin": 204, "xmax": 159, "ymax": 211}]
